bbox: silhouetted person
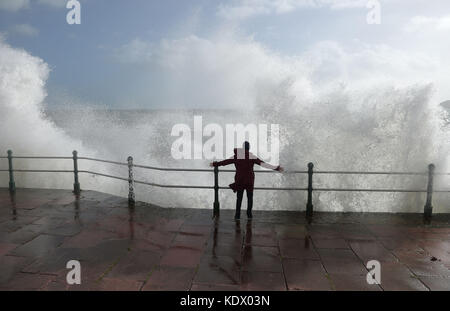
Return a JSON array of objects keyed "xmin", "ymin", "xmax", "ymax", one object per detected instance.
[{"xmin": 210, "ymin": 141, "xmax": 283, "ymax": 220}]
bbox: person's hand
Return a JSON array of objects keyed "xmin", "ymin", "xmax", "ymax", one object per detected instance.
[
  {"xmin": 209, "ymin": 162, "xmax": 215, "ymax": 167},
  {"xmin": 278, "ymin": 166, "xmax": 284, "ymax": 172}
]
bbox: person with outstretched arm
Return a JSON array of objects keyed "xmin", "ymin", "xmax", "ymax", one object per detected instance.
[{"xmin": 210, "ymin": 141, "xmax": 284, "ymax": 220}]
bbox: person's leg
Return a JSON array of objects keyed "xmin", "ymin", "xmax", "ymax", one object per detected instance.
[
  {"xmin": 235, "ymin": 190, "xmax": 244, "ymax": 220},
  {"xmin": 246, "ymin": 190, "xmax": 253, "ymax": 219}
]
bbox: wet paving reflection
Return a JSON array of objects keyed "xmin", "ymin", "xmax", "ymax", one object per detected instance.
[
  {"xmin": 9, "ymin": 191, "xmax": 17, "ymax": 221},
  {"xmin": 0, "ymin": 188, "xmax": 449, "ymax": 291}
]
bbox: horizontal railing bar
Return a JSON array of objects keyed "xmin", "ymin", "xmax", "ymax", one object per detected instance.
[
  {"xmin": 221, "ymin": 169, "xmax": 301, "ymax": 173},
  {"xmin": 10, "ymin": 156, "xmax": 73, "ymax": 159},
  {"xmin": 127, "ymin": 181, "xmax": 450, "ymax": 192},
  {"xmin": 78, "ymin": 157, "xmax": 128, "ymax": 166},
  {"xmin": 6, "ymin": 164, "xmax": 449, "ymax": 176},
  {"xmin": 134, "ymin": 180, "xmax": 308, "ymax": 191},
  {"xmin": 5, "ymin": 167, "xmax": 450, "ymax": 193},
  {"xmin": 4, "ymin": 154, "xmax": 450, "ymax": 175},
  {"xmin": 79, "ymin": 170, "xmax": 129, "ymax": 181},
  {"xmin": 11, "ymin": 169, "xmax": 73, "ymax": 173},
  {"xmin": 314, "ymin": 170, "xmax": 428, "ymax": 175},
  {"xmin": 135, "ymin": 179, "xmax": 213, "ymax": 189},
  {"xmin": 134, "ymin": 164, "xmax": 213, "ymax": 172},
  {"xmin": 134, "ymin": 164, "xmax": 306, "ymax": 174},
  {"xmin": 254, "ymin": 187, "xmax": 308, "ymax": 190},
  {"xmin": 211, "ymin": 169, "xmax": 307, "ymax": 174},
  {"xmin": 314, "ymin": 188, "xmax": 427, "ymax": 193},
  {"xmin": 128, "ymin": 164, "xmax": 450, "ymax": 176}
]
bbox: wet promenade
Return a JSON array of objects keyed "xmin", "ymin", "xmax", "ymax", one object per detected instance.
[{"xmin": 0, "ymin": 188, "xmax": 449, "ymax": 291}]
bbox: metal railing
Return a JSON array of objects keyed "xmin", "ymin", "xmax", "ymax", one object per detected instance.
[{"xmin": 1, "ymin": 149, "xmax": 449, "ymax": 220}]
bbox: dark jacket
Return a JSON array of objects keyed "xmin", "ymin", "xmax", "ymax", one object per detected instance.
[{"xmin": 213, "ymin": 148, "xmax": 277, "ymax": 192}]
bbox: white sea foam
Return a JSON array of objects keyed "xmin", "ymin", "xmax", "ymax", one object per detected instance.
[{"xmin": 0, "ymin": 37, "xmax": 448, "ymax": 212}]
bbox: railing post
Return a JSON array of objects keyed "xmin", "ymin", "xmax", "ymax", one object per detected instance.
[
  {"xmin": 306, "ymin": 162, "xmax": 314, "ymax": 218},
  {"xmin": 424, "ymin": 163, "xmax": 435, "ymax": 220},
  {"xmin": 7, "ymin": 150, "xmax": 15, "ymax": 193},
  {"xmin": 128, "ymin": 156, "xmax": 135, "ymax": 204},
  {"xmin": 72, "ymin": 150, "xmax": 81, "ymax": 194},
  {"xmin": 213, "ymin": 166, "xmax": 220, "ymax": 218}
]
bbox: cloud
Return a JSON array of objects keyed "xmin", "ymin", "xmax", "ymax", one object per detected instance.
[
  {"xmin": 10, "ymin": 24, "xmax": 39, "ymax": 37},
  {"xmin": 113, "ymin": 38, "xmax": 154, "ymax": 63},
  {"xmin": 112, "ymin": 32, "xmax": 441, "ymax": 110},
  {"xmin": 36, "ymin": 0, "xmax": 67, "ymax": 8},
  {"xmin": 217, "ymin": 0, "xmax": 369, "ymax": 20},
  {"xmin": 405, "ymin": 15, "xmax": 450, "ymax": 32},
  {"xmin": 0, "ymin": 0, "xmax": 66, "ymax": 11},
  {"xmin": 0, "ymin": 0, "xmax": 30, "ymax": 11}
]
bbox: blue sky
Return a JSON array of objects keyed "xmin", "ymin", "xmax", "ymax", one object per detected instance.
[{"xmin": 1, "ymin": 0, "xmax": 450, "ymax": 108}]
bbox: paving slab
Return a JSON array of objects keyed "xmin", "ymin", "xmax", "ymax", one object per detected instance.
[
  {"xmin": 190, "ymin": 283, "xmax": 240, "ymax": 291},
  {"xmin": 160, "ymin": 246, "xmax": 203, "ymax": 268},
  {"xmin": 0, "ymin": 188, "xmax": 449, "ymax": 291},
  {"xmin": 105, "ymin": 249, "xmax": 160, "ymax": 281},
  {"xmin": 419, "ymin": 276, "xmax": 450, "ymax": 291},
  {"xmin": 279, "ymin": 238, "xmax": 320, "ymax": 259},
  {"xmin": 0, "ymin": 255, "xmax": 34, "ymax": 285},
  {"xmin": 240, "ymin": 271, "xmax": 286, "ymax": 291},
  {"xmin": 349, "ymin": 240, "xmax": 397, "ymax": 262},
  {"xmin": 283, "ymin": 259, "xmax": 332, "ymax": 291},
  {"xmin": 194, "ymin": 255, "xmax": 241, "ymax": 285},
  {"xmin": 329, "ymin": 274, "xmax": 382, "ymax": 291},
  {"xmin": 142, "ymin": 266, "xmax": 196, "ymax": 291},
  {"xmin": 9, "ymin": 234, "xmax": 66, "ymax": 258},
  {"xmin": 242, "ymin": 246, "xmax": 283, "ymax": 272},
  {"xmin": 377, "ymin": 262, "xmax": 429, "ymax": 291},
  {"xmin": 0, "ymin": 242, "xmax": 18, "ymax": 257},
  {"xmin": 312, "ymin": 238, "xmax": 350, "ymax": 249}
]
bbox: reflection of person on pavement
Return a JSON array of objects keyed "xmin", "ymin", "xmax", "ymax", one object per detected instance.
[{"xmin": 210, "ymin": 141, "xmax": 284, "ymax": 220}]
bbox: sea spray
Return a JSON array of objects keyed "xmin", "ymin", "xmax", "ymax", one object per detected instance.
[{"xmin": 1, "ymin": 38, "xmax": 448, "ymax": 212}]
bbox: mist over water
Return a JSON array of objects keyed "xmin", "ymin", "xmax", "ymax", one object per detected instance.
[{"xmin": 0, "ymin": 39, "xmax": 448, "ymax": 213}]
